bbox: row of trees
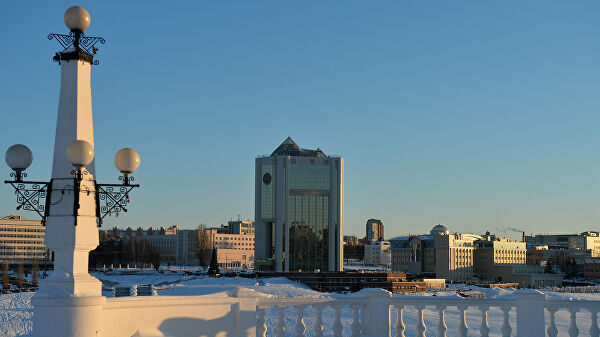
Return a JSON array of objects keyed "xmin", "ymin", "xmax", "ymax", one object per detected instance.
[
  {"xmin": 89, "ymin": 225, "xmax": 220, "ymax": 273},
  {"xmin": 89, "ymin": 237, "xmax": 161, "ymax": 270},
  {"xmin": 1, "ymin": 261, "xmax": 40, "ymax": 291}
]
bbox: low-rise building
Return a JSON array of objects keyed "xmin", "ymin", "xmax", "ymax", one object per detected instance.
[
  {"xmin": 583, "ymin": 258, "xmax": 600, "ymax": 281},
  {"xmin": 525, "ymin": 231, "xmax": 600, "ymax": 257},
  {"xmin": 491, "ymin": 264, "xmax": 563, "ymax": 288},
  {"xmin": 208, "ymin": 229, "xmax": 254, "ymax": 268}
]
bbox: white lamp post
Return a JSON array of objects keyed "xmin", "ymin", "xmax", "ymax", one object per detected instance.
[{"xmin": 3, "ymin": 7, "xmax": 140, "ymax": 337}]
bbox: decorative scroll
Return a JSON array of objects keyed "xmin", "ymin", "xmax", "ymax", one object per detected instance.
[
  {"xmin": 48, "ymin": 31, "xmax": 105, "ymax": 65},
  {"xmin": 95, "ymin": 178, "xmax": 139, "ymax": 225},
  {"xmin": 4, "ymin": 180, "xmax": 51, "ymax": 224}
]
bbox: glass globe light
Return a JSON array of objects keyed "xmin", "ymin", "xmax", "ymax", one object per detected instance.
[
  {"xmin": 66, "ymin": 140, "xmax": 94, "ymax": 168},
  {"xmin": 114, "ymin": 148, "xmax": 140, "ymax": 174},
  {"xmin": 64, "ymin": 6, "xmax": 91, "ymax": 32},
  {"xmin": 5, "ymin": 144, "xmax": 33, "ymax": 171}
]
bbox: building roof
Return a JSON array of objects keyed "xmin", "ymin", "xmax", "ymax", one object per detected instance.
[
  {"xmin": 271, "ymin": 137, "xmax": 327, "ymax": 158},
  {"xmin": 430, "ymin": 224, "xmax": 449, "ymax": 236}
]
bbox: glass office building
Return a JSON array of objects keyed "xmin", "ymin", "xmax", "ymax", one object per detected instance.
[{"xmin": 255, "ymin": 137, "xmax": 343, "ymax": 272}]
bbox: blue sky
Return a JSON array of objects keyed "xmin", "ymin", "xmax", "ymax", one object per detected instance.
[{"xmin": 0, "ymin": 1, "xmax": 598, "ymax": 239}]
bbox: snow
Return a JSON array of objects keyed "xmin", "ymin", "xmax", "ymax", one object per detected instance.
[{"xmin": 1, "ymin": 271, "xmax": 599, "ymax": 336}]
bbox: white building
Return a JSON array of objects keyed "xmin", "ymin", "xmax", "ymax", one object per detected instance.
[
  {"xmin": 391, "ymin": 225, "xmax": 482, "ymax": 282},
  {"xmin": 363, "ymin": 240, "xmax": 391, "ymax": 266},
  {"xmin": 0, "ymin": 215, "xmax": 51, "ymax": 263},
  {"xmin": 254, "ymin": 137, "xmax": 344, "ymax": 272}
]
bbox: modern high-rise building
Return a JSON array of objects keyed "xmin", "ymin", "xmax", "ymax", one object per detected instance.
[
  {"xmin": 366, "ymin": 219, "xmax": 384, "ymax": 242},
  {"xmin": 254, "ymin": 137, "xmax": 344, "ymax": 272}
]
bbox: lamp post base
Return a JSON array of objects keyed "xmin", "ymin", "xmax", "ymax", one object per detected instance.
[{"xmin": 31, "ymin": 295, "xmax": 106, "ymax": 337}]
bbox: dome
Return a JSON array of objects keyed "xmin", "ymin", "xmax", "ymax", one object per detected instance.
[{"xmin": 430, "ymin": 224, "xmax": 449, "ymax": 236}]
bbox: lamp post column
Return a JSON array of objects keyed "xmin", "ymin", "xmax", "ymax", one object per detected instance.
[{"xmin": 31, "ymin": 6, "xmax": 105, "ymax": 337}]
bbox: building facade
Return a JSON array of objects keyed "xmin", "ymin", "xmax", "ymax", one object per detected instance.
[
  {"xmin": 100, "ymin": 226, "xmax": 254, "ymax": 268},
  {"xmin": 473, "ymin": 232, "xmax": 527, "ymax": 281},
  {"xmin": 525, "ymin": 232, "xmax": 600, "ymax": 257},
  {"xmin": 0, "ymin": 215, "xmax": 51, "ymax": 263},
  {"xmin": 363, "ymin": 240, "xmax": 391, "ymax": 266},
  {"xmin": 224, "ymin": 220, "xmax": 255, "ymax": 235},
  {"xmin": 366, "ymin": 219, "xmax": 384, "ymax": 242},
  {"xmin": 391, "ymin": 225, "xmax": 481, "ymax": 282},
  {"xmin": 254, "ymin": 137, "xmax": 343, "ymax": 272}
]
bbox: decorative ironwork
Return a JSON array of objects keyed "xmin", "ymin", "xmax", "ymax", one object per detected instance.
[
  {"xmin": 4, "ymin": 169, "xmax": 139, "ymax": 227},
  {"xmin": 4, "ymin": 178, "xmax": 51, "ymax": 225},
  {"xmin": 95, "ymin": 176, "xmax": 140, "ymax": 226},
  {"xmin": 48, "ymin": 31, "xmax": 105, "ymax": 65}
]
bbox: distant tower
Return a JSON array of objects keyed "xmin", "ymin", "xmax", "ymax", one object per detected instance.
[
  {"xmin": 254, "ymin": 137, "xmax": 344, "ymax": 272},
  {"xmin": 366, "ymin": 219, "xmax": 384, "ymax": 242}
]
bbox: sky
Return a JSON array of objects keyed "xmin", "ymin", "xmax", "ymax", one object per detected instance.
[{"xmin": 0, "ymin": 1, "xmax": 598, "ymax": 239}]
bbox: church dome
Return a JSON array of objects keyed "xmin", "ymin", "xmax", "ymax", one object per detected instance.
[{"xmin": 430, "ymin": 224, "xmax": 449, "ymax": 236}]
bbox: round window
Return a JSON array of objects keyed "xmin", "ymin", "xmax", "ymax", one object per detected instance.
[{"xmin": 262, "ymin": 172, "xmax": 272, "ymax": 185}]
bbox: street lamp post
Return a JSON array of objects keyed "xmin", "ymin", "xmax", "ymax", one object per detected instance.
[{"xmin": 2, "ymin": 6, "xmax": 140, "ymax": 337}]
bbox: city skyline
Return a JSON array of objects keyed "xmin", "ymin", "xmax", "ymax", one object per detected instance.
[{"xmin": 0, "ymin": 1, "xmax": 598, "ymax": 238}]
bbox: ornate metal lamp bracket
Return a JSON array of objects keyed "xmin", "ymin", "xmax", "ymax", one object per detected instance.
[
  {"xmin": 4, "ymin": 177, "xmax": 52, "ymax": 225},
  {"xmin": 48, "ymin": 31, "xmax": 105, "ymax": 65},
  {"xmin": 95, "ymin": 176, "xmax": 140, "ymax": 226}
]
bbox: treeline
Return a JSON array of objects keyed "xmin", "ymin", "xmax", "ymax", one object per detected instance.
[{"xmin": 89, "ymin": 237, "xmax": 160, "ymax": 269}]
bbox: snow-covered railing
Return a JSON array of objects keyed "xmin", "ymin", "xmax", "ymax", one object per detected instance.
[
  {"xmin": 389, "ymin": 296, "xmax": 515, "ymax": 337},
  {"xmin": 251, "ymin": 289, "xmax": 600, "ymax": 337},
  {"xmin": 545, "ymin": 299, "xmax": 600, "ymax": 337},
  {"xmin": 256, "ymin": 296, "xmax": 367, "ymax": 337}
]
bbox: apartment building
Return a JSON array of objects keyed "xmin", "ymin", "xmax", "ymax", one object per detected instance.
[{"xmin": 0, "ymin": 215, "xmax": 50, "ymax": 263}]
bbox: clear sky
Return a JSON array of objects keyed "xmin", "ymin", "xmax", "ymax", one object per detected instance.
[{"xmin": 0, "ymin": 1, "xmax": 598, "ymax": 239}]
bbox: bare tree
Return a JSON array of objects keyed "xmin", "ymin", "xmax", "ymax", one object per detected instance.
[
  {"xmin": 32, "ymin": 262, "xmax": 40, "ymax": 288},
  {"xmin": 197, "ymin": 225, "xmax": 212, "ymax": 268},
  {"xmin": 16, "ymin": 262, "xmax": 24, "ymax": 288},
  {"xmin": 1, "ymin": 261, "xmax": 9, "ymax": 291}
]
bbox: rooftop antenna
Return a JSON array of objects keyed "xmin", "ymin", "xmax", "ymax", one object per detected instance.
[{"xmin": 237, "ymin": 214, "xmax": 240, "ymax": 221}]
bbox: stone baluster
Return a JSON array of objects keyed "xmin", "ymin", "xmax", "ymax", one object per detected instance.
[
  {"xmin": 546, "ymin": 308, "xmax": 558, "ymax": 337},
  {"xmin": 333, "ymin": 305, "xmax": 344, "ymax": 336},
  {"xmin": 277, "ymin": 306, "xmax": 286, "ymax": 337},
  {"xmin": 568, "ymin": 307, "xmax": 579, "ymax": 337},
  {"xmin": 257, "ymin": 308, "xmax": 267, "ymax": 337},
  {"xmin": 478, "ymin": 305, "xmax": 490, "ymax": 337},
  {"xmin": 458, "ymin": 304, "xmax": 469, "ymax": 337},
  {"xmin": 295, "ymin": 305, "xmax": 306, "ymax": 337},
  {"xmin": 416, "ymin": 304, "xmax": 427, "ymax": 337},
  {"xmin": 590, "ymin": 309, "xmax": 600, "ymax": 337},
  {"xmin": 394, "ymin": 305, "xmax": 406, "ymax": 337},
  {"xmin": 436, "ymin": 305, "xmax": 447, "ymax": 337},
  {"xmin": 351, "ymin": 305, "xmax": 361, "ymax": 337},
  {"xmin": 314, "ymin": 305, "xmax": 324, "ymax": 337},
  {"xmin": 501, "ymin": 305, "xmax": 512, "ymax": 337}
]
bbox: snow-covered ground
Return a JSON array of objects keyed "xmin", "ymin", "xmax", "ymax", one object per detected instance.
[{"xmin": 1, "ymin": 271, "xmax": 599, "ymax": 337}]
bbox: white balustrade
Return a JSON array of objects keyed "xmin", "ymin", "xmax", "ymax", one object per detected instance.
[
  {"xmin": 333, "ymin": 305, "xmax": 344, "ymax": 336},
  {"xmin": 415, "ymin": 304, "xmax": 426, "ymax": 337},
  {"xmin": 314, "ymin": 304, "xmax": 324, "ymax": 337},
  {"xmin": 436, "ymin": 305, "xmax": 447, "ymax": 337},
  {"xmin": 249, "ymin": 289, "xmax": 600, "ymax": 337},
  {"xmin": 478, "ymin": 305, "xmax": 490, "ymax": 337},
  {"xmin": 257, "ymin": 308, "xmax": 267, "ymax": 337},
  {"xmin": 394, "ymin": 305, "xmax": 405, "ymax": 337}
]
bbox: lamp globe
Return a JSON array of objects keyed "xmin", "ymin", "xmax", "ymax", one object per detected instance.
[
  {"xmin": 5, "ymin": 144, "xmax": 33, "ymax": 171},
  {"xmin": 114, "ymin": 148, "xmax": 140, "ymax": 174},
  {"xmin": 64, "ymin": 6, "xmax": 91, "ymax": 32},
  {"xmin": 66, "ymin": 140, "xmax": 94, "ymax": 168}
]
